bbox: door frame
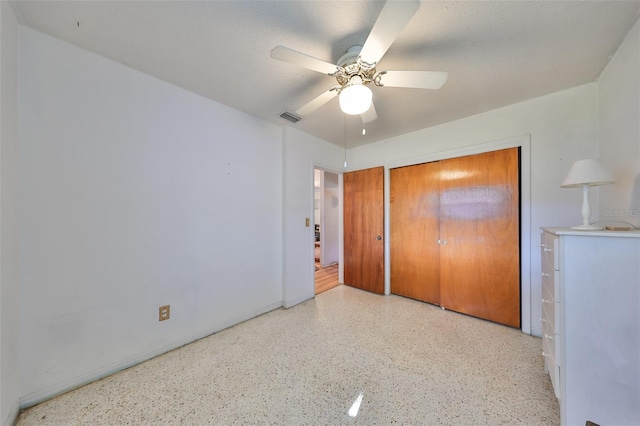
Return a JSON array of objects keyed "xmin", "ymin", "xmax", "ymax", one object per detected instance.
[
  {"xmin": 384, "ymin": 134, "xmax": 532, "ymax": 334},
  {"xmin": 313, "ymin": 167, "xmax": 340, "ymax": 268},
  {"xmin": 311, "ymin": 163, "xmax": 345, "ymax": 290}
]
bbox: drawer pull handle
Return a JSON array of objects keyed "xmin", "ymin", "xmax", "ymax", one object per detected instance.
[
  {"xmin": 544, "ymin": 334, "xmax": 554, "ymax": 340},
  {"xmin": 539, "ymin": 243, "xmax": 545, "ymax": 248},
  {"xmin": 542, "ymin": 351, "xmax": 549, "ymax": 358},
  {"xmin": 542, "ymin": 298, "xmax": 550, "ymax": 304},
  {"xmin": 541, "ymin": 272, "xmax": 550, "ymax": 277},
  {"xmin": 541, "ymin": 318, "xmax": 547, "ymax": 323},
  {"xmin": 544, "ymin": 248, "xmax": 552, "ymax": 252}
]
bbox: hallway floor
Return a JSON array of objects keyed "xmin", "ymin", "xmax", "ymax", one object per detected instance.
[
  {"xmin": 17, "ymin": 286, "xmax": 559, "ymax": 425},
  {"xmin": 315, "ymin": 262, "xmax": 339, "ymax": 294}
]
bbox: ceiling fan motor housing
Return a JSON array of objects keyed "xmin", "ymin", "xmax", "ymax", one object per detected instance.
[{"xmin": 335, "ymin": 45, "xmax": 376, "ymax": 87}]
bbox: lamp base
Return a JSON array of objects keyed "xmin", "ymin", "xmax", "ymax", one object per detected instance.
[{"xmin": 570, "ymin": 224, "xmax": 604, "ymax": 231}]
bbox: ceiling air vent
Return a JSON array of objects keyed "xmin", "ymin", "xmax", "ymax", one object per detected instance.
[{"xmin": 279, "ymin": 111, "xmax": 301, "ymax": 123}]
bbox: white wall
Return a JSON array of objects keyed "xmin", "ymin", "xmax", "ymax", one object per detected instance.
[
  {"xmin": 349, "ymin": 84, "xmax": 600, "ymax": 336},
  {"xmin": 0, "ymin": 2, "xmax": 21, "ymax": 425},
  {"xmin": 283, "ymin": 127, "xmax": 344, "ymax": 308},
  {"xmin": 17, "ymin": 27, "xmax": 284, "ymax": 405},
  {"xmin": 599, "ymin": 18, "xmax": 640, "ymax": 229}
]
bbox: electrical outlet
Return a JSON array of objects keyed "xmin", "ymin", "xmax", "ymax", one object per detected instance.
[{"xmin": 159, "ymin": 305, "xmax": 170, "ymax": 321}]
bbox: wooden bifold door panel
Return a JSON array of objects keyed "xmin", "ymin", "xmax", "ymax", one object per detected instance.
[
  {"xmin": 390, "ymin": 148, "xmax": 520, "ymax": 328},
  {"xmin": 343, "ymin": 166, "xmax": 385, "ymax": 294},
  {"xmin": 389, "ymin": 161, "xmax": 441, "ymax": 304}
]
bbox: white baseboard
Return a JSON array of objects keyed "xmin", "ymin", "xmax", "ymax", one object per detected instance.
[
  {"xmin": 3, "ymin": 401, "xmax": 19, "ymax": 426},
  {"xmin": 530, "ymin": 327, "xmax": 542, "ymax": 338},
  {"xmin": 19, "ymin": 300, "xmax": 283, "ymax": 409},
  {"xmin": 282, "ymin": 293, "xmax": 313, "ymax": 309}
]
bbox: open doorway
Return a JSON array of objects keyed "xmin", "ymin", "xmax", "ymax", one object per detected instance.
[{"xmin": 314, "ymin": 168, "xmax": 340, "ymax": 294}]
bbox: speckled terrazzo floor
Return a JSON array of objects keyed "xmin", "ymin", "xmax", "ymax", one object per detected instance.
[{"xmin": 17, "ymin": 285, "xmax": 559, "ymax": 425}]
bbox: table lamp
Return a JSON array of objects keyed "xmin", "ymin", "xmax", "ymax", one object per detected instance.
[{"xmin": 561, "ymin": 159, "xmax": 614, "ymax": 231}]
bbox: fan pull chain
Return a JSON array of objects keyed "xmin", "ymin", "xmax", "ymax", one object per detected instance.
[{"xmin": 344, "ymin": 115, "xmax": 348, "ymax": 168}]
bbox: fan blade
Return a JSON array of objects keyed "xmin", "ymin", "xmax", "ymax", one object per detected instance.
[
  {"xmin": 377, "ymin": 70, "xmax": 448, "ymax": 89},
  {"xmin": 295, "ymin": 88, "xmax": 339, "ymax": 116},
  {"xmin": 360, "ymin": 101, "xmax": 377, "ymax": 123},
  {"xmin": 271, "ymin": 46, "xmax": 338, "ymax": 75},
  {"xmin": 359, "ymin": 0, "xmax": 420, "ymax": 65}
]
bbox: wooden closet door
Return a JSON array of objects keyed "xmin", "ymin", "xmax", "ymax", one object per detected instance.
[
  {"xmin": 439, "ymin": 148, "xmax": 520, "ymax": 328},
  {"xmin": 343, "ymin": 166, "xmax": 384, "ymax": 294},
  {"xmin": 390, "ymin": 162, "xmax": 441, "ymax": 304}
]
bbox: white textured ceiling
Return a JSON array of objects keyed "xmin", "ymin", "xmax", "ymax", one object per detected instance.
[{"xmin": 14, "ymin": 0, "xmax": 640, "ymax": 148}]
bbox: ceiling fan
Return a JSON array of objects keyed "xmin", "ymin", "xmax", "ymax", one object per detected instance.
[{"xmin": 271, "ymin": 0, "xmax": 448, "ymax": 123}]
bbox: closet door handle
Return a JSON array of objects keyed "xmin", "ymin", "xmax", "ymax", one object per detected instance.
[
  {"xmin": 437, "ymin": 239, "xmax": 441, "ymax": 244},
  {"xmin": 376, "ymin": 235, "xmax": 382, "ymax": 241}
]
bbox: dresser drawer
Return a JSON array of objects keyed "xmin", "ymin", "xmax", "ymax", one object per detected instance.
[
  {"xmin": 541, "ymin": 266, "xmax": 560, "ymax": 303},
  {"xmin": 542, "ymin": 285, "xmax": 561, "ymax": 334},
  {"xmin": 542, "ymin": 312, "xmax": 559, "ymax": 355},
  {"xmin": 542, "ymin": 319, "xmax": 561, "ymax": 399},
  {"xmin": 547, "ymin": 349, "xmax": 561, "ymax": 399},
  {"xmin": 541, "ymin": 232, "xmax": 560, "ymax": 271},
  {"xmin": 542, "ymin": 291, "xmax": 555, "ymax": 333},
  {"xmin": 541, "ymin": 233, "xmax": 553, "ymax": 269}
]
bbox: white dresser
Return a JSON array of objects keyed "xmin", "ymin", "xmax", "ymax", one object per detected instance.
[{"xmin": 540, "ymin": 227, "xmax": 640, "ymax": 426}]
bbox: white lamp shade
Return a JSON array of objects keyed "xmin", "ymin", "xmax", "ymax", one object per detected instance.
[
  {"xmin": 339, "ymin": 79, "xmax": 372, "ymax": 115},
  {"xmin": 561, "ymin": 159, "xmax": 614, "ymax": 188}
]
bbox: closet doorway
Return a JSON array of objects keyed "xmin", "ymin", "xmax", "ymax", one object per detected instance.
[
  {"xmin": 314, "ymin": 168, "xmax": 340, "ymax": 294},
  {"xmin": 390, "ymin": 148, "xmax": 520, "ymax": 327}
]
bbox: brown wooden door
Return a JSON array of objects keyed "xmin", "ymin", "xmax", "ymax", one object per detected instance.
[
  {"xmin": 439, "ymin": 148, "xmax": 520, "ymax": 327},
  {"xmin": 343, "ymin": 166, "xmax": 384, "ymax": 294},
  {"xmin": 390, "ymin": 161, "xmax": 441, "ymax": 304}
]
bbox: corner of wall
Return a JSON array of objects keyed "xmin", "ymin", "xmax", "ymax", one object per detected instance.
[
  {"xmin": 597, "ymin": 16, "xmax": 640, "ymax": 228},
  {"xmin": 0, "ymin": 2, "xmax": 21, "ymax": 425}
]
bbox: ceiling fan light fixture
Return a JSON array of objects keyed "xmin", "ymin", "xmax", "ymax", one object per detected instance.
[
  {"xmin": 339, "ymin": 77, "xmax": 372, "ymax": 115},
  {"xmin": 271, "ymin": 0, "xmax": 447, "ymax": 122}
]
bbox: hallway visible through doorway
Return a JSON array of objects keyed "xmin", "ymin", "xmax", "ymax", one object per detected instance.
[
  {"xmin": 315, "ymin": 263, "xmax": 339, "ymax": 294},
  {"xmin": 314, "ymin": 168, "xmax": 340, "ymax": 294}
]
